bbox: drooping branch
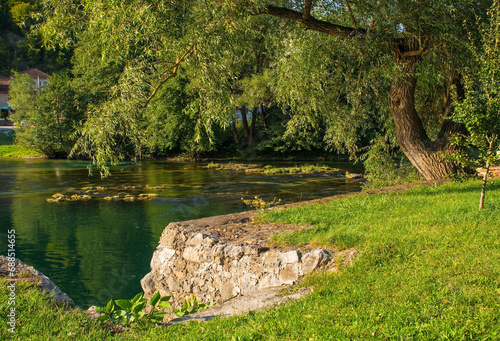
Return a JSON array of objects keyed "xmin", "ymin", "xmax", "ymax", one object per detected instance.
[
  {"xmin": 261, "ymin": 5, "xmax": 366, "ymax": 40},
  {"xmin": 143, "ymin": 42, "xmax": 197, "ymax": 108}
]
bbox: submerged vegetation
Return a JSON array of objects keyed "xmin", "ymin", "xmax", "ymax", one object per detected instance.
[
  {"xmin": 1, "ymin": 180, "xmax": 499, "ymax": 339},
  {"xmin": 206, "ymin": 163, "xmax": 344, "ymax": 176}
]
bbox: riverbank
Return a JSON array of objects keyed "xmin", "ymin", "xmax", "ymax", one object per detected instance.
[
  {"xmin": 1, "ymin": 179, "xmax": 499, "ymax": 339},
  {"xmin": 0, "ymin": 130, "xmax": 44, "ymax": 158}
]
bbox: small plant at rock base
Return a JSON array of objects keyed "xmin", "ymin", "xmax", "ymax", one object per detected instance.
[
  {"xmin": 96, "ymin": 292, "xmax": 212, "ymax": 326},
  {"xmin": 173, "ymin": 296, "xmax": 211, "ymax": 318},
  {"xmin": 96, "ymin": 291, "xmax": 172, "ymax": 325}
]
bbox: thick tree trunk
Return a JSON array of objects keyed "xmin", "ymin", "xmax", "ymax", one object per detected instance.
[
  {"xmin": 389, "ymin": 60, "xmax": 461, "ymax": 180},
  {"xmin": 240, "ymin": 106, "xmax": 256, "ymax": 147}
]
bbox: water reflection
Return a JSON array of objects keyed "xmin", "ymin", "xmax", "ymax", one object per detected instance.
[{"xmin": 0, "ymin": 160, "xmax": 363, "ymax": 307}]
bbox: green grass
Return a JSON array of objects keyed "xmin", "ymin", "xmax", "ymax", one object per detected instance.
[
  {"xmin": 0, "ymin": 131, "xmax": 43, "ymax": 158},
  {"xmin": 1, "ymin": 180, "xmax": 499, "ymax": 340},
  {"xmin": 0, "ymin": 279, "xmax": 110, "ymax": 340}
]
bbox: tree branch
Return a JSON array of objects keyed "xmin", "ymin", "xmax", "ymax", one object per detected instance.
[
  {"xmin": 303, "ymin": 0, "xmax": 312, "ymax": 20},
  {"xmin": 261, "ymin": 5, "xmax": 366, "ymax": 40},
  {"xmin": 260, "ymin": 4, "xmax": 427, "ymax": 57},
  {"xmin": 345, "ymin": 0, "xmax": 357, "ymax": 29},
  {"xmin": 143, "ymin": 42, "xmax": 197, "ymax": 108}
]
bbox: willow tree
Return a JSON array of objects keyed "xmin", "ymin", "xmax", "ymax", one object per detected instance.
[
  {"xmin": 38, "ymin": 0, "xmax": 492, "ymax": 179},
  {"xmin": 236, "ymin": 0, "xmax": 492, "ymax": 180}
]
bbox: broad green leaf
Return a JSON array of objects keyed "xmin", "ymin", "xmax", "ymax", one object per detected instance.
[
  {"xmin": 173, "ymin": 309, "xmax": 186, "ymax": 318},
  {"xmin": 159, "ymin": 296, "xmax": 171, "ymax": 303},
  {"xmin": 105, "ymin": 300, "xmax": 115, "ymax": 314},
  {"xmin": 97, "ymin": 315, "xmax": 109, "ymax": 322},
  {"xmin": 181, "ymin": 299, "xmax": 191, "ymax": 311},
  {"xmin": 150, "ymin": 291, "xmax": 161, "ymax": 307},
  {"xmin": 115, "ymin": 299, "xmax": 133, "ymax": 310},
  {"xmin": 132, "ymin": 301, "xmax": 147, "ymax": 314},
  {"xmin": 131, "ymin": 292, "xmax": 143, "ymax": 303},
  {"xmin": 158, "ymin": 301, "xmax": 172, "ymax": 310}
]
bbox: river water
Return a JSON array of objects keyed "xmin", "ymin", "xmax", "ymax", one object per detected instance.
[{"xmin": 0, "ymin": 159, "xmax": 362, "ymax": 308}]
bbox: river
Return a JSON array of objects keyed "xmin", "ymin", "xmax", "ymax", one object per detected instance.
[{"xmin": 0, "ymin": 159, "xmax": 363, "ymax": 308}]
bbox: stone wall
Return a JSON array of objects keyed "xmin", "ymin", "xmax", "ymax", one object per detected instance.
[{"xmin": 141, "ymin": 211, "xmax": 356, "ymax": 308}]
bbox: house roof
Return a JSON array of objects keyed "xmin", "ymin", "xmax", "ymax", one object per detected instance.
[
  {"xmin": 0, "ymin": 83, "xmax": 8, "ymax": 94},
  {"xmin": 20, "ymin": 68, "xmax": 50, "ymax": 79}
]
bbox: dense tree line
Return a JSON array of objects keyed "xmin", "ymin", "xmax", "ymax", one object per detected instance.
[
  {"xmin": 6, "ymin": 0, "xmax": 500, "ymax": 182},
  {"xmin": 0, "ymin": 0, "xmax": 71, "ymax": 75}
]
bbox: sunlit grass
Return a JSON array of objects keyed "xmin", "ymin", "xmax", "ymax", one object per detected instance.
[
  {"xmin": 0, "ymin": 131, "xmax": 44, "ymax": 158},
  {"xmin": 0, "ymin": 279, "xmax": 109, "ymax": 340},
  {"xmin": 1, "ymin": 180, "xmax": 499, "ymax": 339}
]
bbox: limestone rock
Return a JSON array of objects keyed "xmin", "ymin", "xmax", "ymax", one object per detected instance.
[
  {"xmin": 302, "ymin": 249, "xmax": 332, "ymax": 274},
  {"xmin": 141, "ymin": 211, "xmax": 357, "ymax": 312},
  {"xmin": 182, "ymin": 247, "xmax": 200, "ymax": 263},
  {"xmin": 278, "ymin": 250, "xmax": 300, "ymax": 264},
  {"xmin": 280, "ymin": 264, "xmax": 299, "ymax": 284}
]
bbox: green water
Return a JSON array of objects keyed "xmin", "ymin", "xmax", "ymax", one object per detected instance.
[{"xmin": 0, "ymin": 159, "xmax": 363, "ymax": 308}]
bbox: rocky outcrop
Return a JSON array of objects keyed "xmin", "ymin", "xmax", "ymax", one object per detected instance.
[
  {"xmin": 141, "ymin": 211, "xmax": 357, "ymax": 309},
  {"xmin": 0, "ymin": 256, "xmax": 74, "ymax": 305}
]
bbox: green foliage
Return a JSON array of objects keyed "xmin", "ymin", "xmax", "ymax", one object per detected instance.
[
  {"xmin": 362, "ymin": 137, "xmax": 421, "ymax": 188},
  {"xmin": 95, "ymin": 292, "xmax": 211, "ymax": 326},
  {"xmin": 96, "ymin": 292, "xmax": 172, "ymax": 325},
  {"xmin": 0, "ymin": 0, "xmax": 13, "ymax": 30},
  {"xmin": 452, "ymin": 1, "xmax": 500, "ymax": 208},
  {"xmin": 10, "ymin": 2, "xmax": 36, "ymax": 28},
  {"xmin": 9, "ymin": 72, "xmax": 83, "ymax": 156},
  {"xmin": 7, "ymin": 73, "xmax": 35, "ymax": 120},
  {"xmin": 172, "ymin": 296, "xmax": 211, "ymax": 318},
  {"xmin": 452, "ymin": 1, "xmax": 500, "ymax": 165}
]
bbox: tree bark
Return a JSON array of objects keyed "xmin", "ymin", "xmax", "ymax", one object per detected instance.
[
  {"xmin": 249, "ymin": 107, "xmax": 258, "ymax": 147},
  {"xmin": 240, "ymin": 106, "xmax": 250, "ymax": 140},
  {"xmin": 261, "ymin": 104, "xmax": 269, "ymax": 131},
  {"xmin": 479, "ymin": 160, "xmax": 489, "ymax": 210},
  {"xmin": 389, "ymin": 59, "xmax": 461, "ymax": 180},
  {"xmin": 231, "ymin": 114, "xmax": 240, "ymax": 144},
  {"xmin": 240, "ymin": 106, "xmax": 256, "ymax": 147}
]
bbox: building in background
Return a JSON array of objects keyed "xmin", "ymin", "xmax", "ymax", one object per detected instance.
[
  {"xmin": 0, "ymin": 68, "xmax": 50, "ymax": 119},
  {"xmin": 20, "ymin": 68, "xmax": 50, "ymax": 91},
  {"xmin": 0, "ymin": 77, "xmax": 11, "ymax": 119}
]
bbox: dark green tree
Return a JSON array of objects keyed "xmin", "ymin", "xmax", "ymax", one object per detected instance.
[{"xmin": 9, "ymin": 72, "xmax": 82, "ymax": 156}]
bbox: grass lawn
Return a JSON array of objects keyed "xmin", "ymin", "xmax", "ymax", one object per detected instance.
[
  {"xmin": 0, "ymin": 131, "xmax": 43, "ymax": 158},
  {"xmin": 1, "ymin": 180, "xmax": 499, "ymax": 340}
]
